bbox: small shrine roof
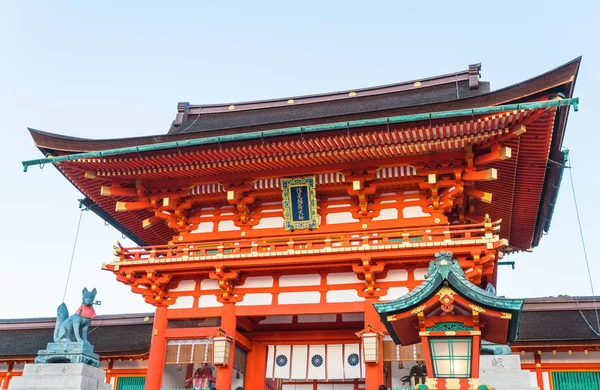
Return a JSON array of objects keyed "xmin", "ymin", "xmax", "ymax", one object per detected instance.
[{"xmin": 374, "ymin": 251, "xmax": 524, "ymax": 344}]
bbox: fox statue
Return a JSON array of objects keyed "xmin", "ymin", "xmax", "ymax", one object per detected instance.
[{"xmin": 54, "ymin": 287, "xmax": 98, "ymax": 345}]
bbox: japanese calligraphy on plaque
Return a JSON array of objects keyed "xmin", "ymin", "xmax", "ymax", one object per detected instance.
[{"xmin": 281, "ymin": 176, "xmax": 319, "ymax": 231}]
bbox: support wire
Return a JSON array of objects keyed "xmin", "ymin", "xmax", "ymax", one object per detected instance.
[
  {"xmin": 568, "ymin": 163, "xmax": 600, "ymax": 335},
  {"xmin": 62, "ymin": 208, "xmax": 85, "ymax": 302}
]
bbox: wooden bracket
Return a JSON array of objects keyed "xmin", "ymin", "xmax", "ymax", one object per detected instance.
[
  {"xmin": 225, "ymin": 184, "xmax": 257, "ymax": 226},
  {"xmin": 209, "ymin": 266, "xmax": 239, "ymax": 303},
  {"xmin": 115, "ymin": 270, "xmax": 172, "ymax": 307},
  {"xmin": 353, "ymin": 257, "xmax": 385, "ymax": 297}
]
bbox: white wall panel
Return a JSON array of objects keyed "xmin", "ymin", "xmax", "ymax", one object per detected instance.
[
  {"xmin": 379, "ymin": 269, "xmax": 408, "ymax": 282},
  {"xmin": 242, "ymin": 276, "xmax": 274, "ymax": 288},
  {"xmin": 326, "ymin": 289, "xmax": 364, "ymax": 303},
  {"xmin": 326, "ymin": 272, "xmax": 361, "ymax": 285},
  {"xmin": 238, "ymin": 293, "xmax": 272, "ymax": 306},
  {"xmin": 279, "ymin": 292, "xmax": 321, "ymax": 304},
  {"xmin": 279, "ymin": 274, "xmax": 321, "ymax": 287},
  {"xmin": 198, "ymin": 294, "xmax": 222, "ymax": 308},
  {"xmin": 170, "ymin": 296, "xmax": 194, "ymax": 309},
  {"xmin": 171, "ymin": 280, "xmax": 196, "ymax": 292}
]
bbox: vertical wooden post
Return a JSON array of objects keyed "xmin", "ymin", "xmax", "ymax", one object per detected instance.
[
  {"xmin": 244, "ymin": 341, "xmax": 267, "ymax": 390},
  {"xmin": 105, "ymin": 360, "xmax": 113, "ymax": 384},
  {"xmin": 145, "ymin": 306, "xmax": 168, "ymax": 390},
  {"xmin": 363, "ymin": 297, "xmax": 384, "ymax": 389},
  {"xmin": 215, "ymin": 302, "xmax": 236, "ymax": 390},
  {"xmin": 534, "ymin": 353, "xmax": 544, "ymax": 390},
  {"xmin": 1, "ymin": 362, "xmax": 14, "ymax": 390},
  {"xmin": 471, "ymin": 334, "xmax": 481, "ymax": 380}
]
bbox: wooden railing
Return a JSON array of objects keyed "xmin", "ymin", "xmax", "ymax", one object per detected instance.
[{"xmin": 114, "ymin": 220, "xmax": 501, "ymax": 264}]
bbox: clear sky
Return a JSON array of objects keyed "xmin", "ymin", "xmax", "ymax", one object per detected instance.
[{"xmin": 0, "ymin": 1, "xmax": 599, "ymax": 318}]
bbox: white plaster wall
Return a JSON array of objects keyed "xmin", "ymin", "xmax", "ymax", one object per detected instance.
[
  {"xmin": 326, "ymin": 272, "xmax": 361, "ymax": 285},
  {"xmin": 218, "ymin": 220, "xmax": 240, "ymax": 231},
  {"xmin": 282, "ymin": 384, "xmax": 313, "ymax": 390},
  {"xmin": 161, "ymin": 364, "xmax": 187, "ymax": 389},
  {"xmin": 238, "ymin": 293, "xmax": 272, "ymax": 306},
  {"xmin": 201, "ymin": 279, "xmax": 219, "ymax": 290},
  {"xmin": 382, "ymin": 286, "xmax": 409, "ymax": 301},
  {"xmin": 171, "ymin": 296, "xmax": 195, "ymax": 309},
  {"xmin": 414, "ymin": 268, "xmax": 428, "ymax": 281},
  {"xmin": 259, "ymin": 315, "xmax": 293, "ymax": 324},
  {"xmin": 279, "ymin": 274, "xmax": 321, "ymax": 287},
  {"xmin": 171, "ymin": 280, "xmax": 196, "ymax": 292},
  {"xmin": 373, "ymin": 208, "xmax": 399, "ymax": 221},
  {"xmin": 317, "ymin": 385, "xmax": 354, "ymax": 390},
  {"xmin": 326, "ymin": 212, "xmax": 359, "ymax": 224},
  {"xmin": 518, "ymin": 352, "xmax": 535, "ymax": 364},
  {"xmin": 191, "ymin": 221, "xmax": 214, "ymax": 234},
  {"xmin": 403, "ymin": 206, "xmax": 430, "ymax": 218},
  {"xmin": 198, "ymin": 295, "xmax": 222, "ymax": 307},
  {"xmin": 99, "ymin": 360, "xmax": 109, "ymax": 370},
  {"xmin": 255, "ymin": 216, "xmax": 284, "ymax": 229},
  {"xmin": 541, "ymin": 350, "xmax": 600, "ymax": 363},
  {"xmin": 241, "ymin": 276, "xmax": 274, "ymax": 288},
  {"xmin": 112, "ymin": 359, "xmax": 148, "ymax": 369},
  {"xmin": 326, "ymin": 289, "xmax": 364, "ymax": 303},
  {"xmin": 380, "ymin": 269, "xmax": 408, "ymax": 282},
  {"xmin": 297, "ymin": 314, "xmax": 336, "ymax": 323},
  {"xmin": 542, "ymin": 371, "xmax": 550, "ymax": 390},
  {"xmin": 278, "ymin": 292, "xmax": 321, "ymax": 304}
]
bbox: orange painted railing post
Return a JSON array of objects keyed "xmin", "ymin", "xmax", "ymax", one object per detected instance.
[
  {"xmin": 145, "ymin": 306, "xmax": 168, "ymax": 390},
  {"xmin": 364, "ymin": 297, "xmax": 384, "ymax": 389},
  {"xmin": 215, "ymin": 302, "xmax": 236, "ymax": 390}
]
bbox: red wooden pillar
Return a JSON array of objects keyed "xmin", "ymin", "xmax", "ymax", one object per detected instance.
[
  {"xmin": 534, "ymin": 353, "xmax": 544, "ymax": 390},
  {"xmin": 244, "ymin": 341, "xmax": 267, "ymax": 389},
  {"xmin": 364, "ymin": 297, "xmax": 384, "ymax": 389},
  {"xmin": 471, "ymin": 334, "xmax": 481, "ymax": 379},
  {"xmin": 215, "ymin": 302, "xmax": 237, "ymax": 390},
  {"xmin": 1, "ymin": 362, "xmax": 13, "ymax": 389},
  {"xmin": 105, "ymin": 360, "xmax": 114, "ymax": 384},
  {"xmin": 146, "ymin": 306, "xmax": 168, "ymax": 390}
]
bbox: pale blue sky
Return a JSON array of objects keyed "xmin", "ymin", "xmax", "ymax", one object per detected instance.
[{"xmin": 1, "ymin": 1, "xmax": 599, "ymax": 318}]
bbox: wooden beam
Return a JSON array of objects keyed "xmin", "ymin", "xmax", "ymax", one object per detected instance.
[
  {"xmin": 474, "ymin": 147, "xmax": 511, "ymax": 165},
  {"xmin": 235, "ymin": 331, "xmax": 253, "ymax": 351},
  {"xmin": 465, "ymin": 187, "xmax": 492, "ymax": 204},
  {"xmin": 463, "ymin": 168, "xmax": 497, "ymax": 181},
  {"xmin": 100, "ymin": 186, "xmax": 138, "ymax": 197},
  {"xmin": 115, "ymin": 201, "xmax": 152, "ymax": 212}
]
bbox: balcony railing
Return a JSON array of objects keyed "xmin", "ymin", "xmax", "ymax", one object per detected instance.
[{"xmin": 112, "ymin": 220, "xmax": 501, "ymax": 267}]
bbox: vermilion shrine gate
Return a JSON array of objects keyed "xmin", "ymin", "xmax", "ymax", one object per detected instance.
[{"xmin": 23, "ymin": 58, "xmax": 580, "ymax": 389}]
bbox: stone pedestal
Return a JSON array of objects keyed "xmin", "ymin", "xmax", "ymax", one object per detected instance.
[
  {"xmin": 8, "ymin": 363, "xmax": 110, "ymax": 390},
  {"xmin": 34, "ymin": 342, "xmax": 100, "ymax": 367},
  {"xmin": 479, "ymin": 355, "xmax": 539, "ymax": 390}
]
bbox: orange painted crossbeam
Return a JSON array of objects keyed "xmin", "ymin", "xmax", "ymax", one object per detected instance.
[
  {"xmin": 462, "ymin": 168, "xmax": 497, "ymax": 181},
  {"xmin": 474, "ymin": 146, "xmax": 511, "ymax": 165},
  {"xmin": 465, "ymin": 187, "xmax": 492, "ymax": 203},
  {"xmin": 115, "ymin": 201, "xmax": 152, "ymax": 211},
  {"xmin": 100, "ymin": 185, "xmax": 138, "ymax": 197}
]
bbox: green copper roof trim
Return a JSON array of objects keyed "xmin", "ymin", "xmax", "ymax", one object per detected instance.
[
  {"xmin": 374, "ymin": 251, "xmax": 524, "ymax": 344},
  {"xmin": 22, "ymin": 98, "xmax": 579, "ymax": 171}
]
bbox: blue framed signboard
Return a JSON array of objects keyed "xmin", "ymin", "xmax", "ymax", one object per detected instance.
[{"xmin": 281, "ymin": 176, "xmax": 319, "ymax": 231}]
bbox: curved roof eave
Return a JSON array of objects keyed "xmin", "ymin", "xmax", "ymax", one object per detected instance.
[{"xmin": 28, "ymin": 58, "xmax": 580, "ymax": 156}]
